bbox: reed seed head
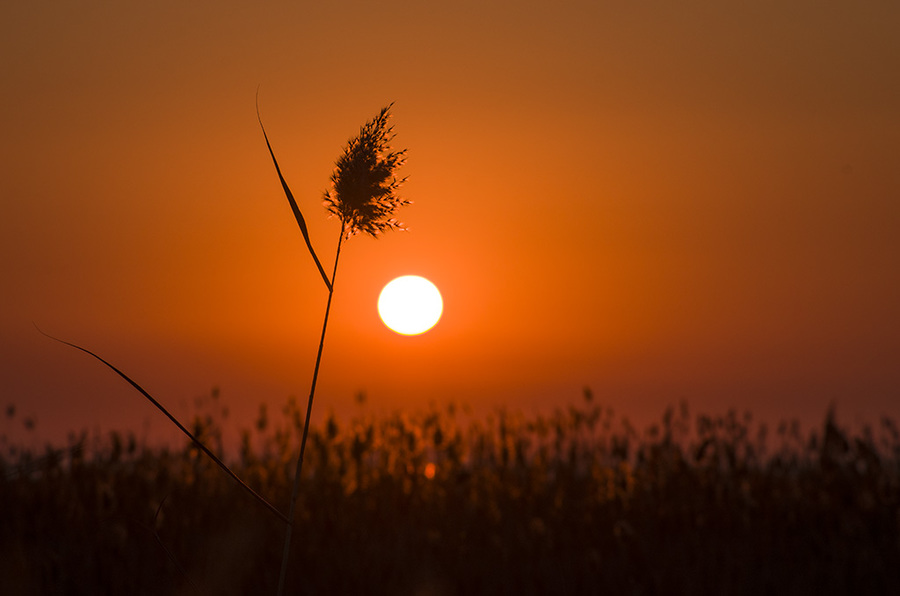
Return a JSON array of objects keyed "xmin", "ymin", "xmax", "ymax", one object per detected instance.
[{"xmin": 323, "ymin": 104, "xmax": 410, "ymax": 238}]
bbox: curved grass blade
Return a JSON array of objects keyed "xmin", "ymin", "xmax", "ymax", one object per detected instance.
[
  {"xmin": 256, "ymin": 93, "xmax": 332, "ymax": 292},
  {"xmin": 36, "ymin": 326, "xmax": 289, "ymax": 525}
]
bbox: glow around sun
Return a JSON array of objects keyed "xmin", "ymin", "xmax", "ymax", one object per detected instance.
[{"xmin": 378, "ymin": 275, "xmax": 443, "ymax": 336}]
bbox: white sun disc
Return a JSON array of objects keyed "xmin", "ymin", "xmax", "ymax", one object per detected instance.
[{"xmin": 378, "ymin": 276, "xmax": 443, "ymax": 335}]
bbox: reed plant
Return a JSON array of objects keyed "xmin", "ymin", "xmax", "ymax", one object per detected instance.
[
  {"xmin": 39, "ymin": 102, "xmax": 409, "ymax": 595},
  {"xmin": 258, "ymin": 101, "xmax": 409, "ymax": 594}
]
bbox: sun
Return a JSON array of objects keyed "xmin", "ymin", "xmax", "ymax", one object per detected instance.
[{"xmin": 378, "ymin": 276, "xmax": 443, "ymax": 336}]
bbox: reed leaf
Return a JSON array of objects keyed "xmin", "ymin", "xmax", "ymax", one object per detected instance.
[
  {"xmin": 256, "ymin": 93, "xmax": 332, "ymax": 292},
  {"xmin": 36, "ymin": 326, "xmax": 288, "ymax": 525}
]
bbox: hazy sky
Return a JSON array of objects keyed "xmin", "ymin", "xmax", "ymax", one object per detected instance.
[{"xmin": 2, "ymin": 2, "xmax": 898, "ymax": 444}]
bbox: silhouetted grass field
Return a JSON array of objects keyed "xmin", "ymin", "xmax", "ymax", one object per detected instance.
[{"xmin": 3, "ymin": 393, "xmax": 899, "ymax": 595}]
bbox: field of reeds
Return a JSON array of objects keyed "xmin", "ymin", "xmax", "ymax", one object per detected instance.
[{"xmin": 3, "ymin": 392, "xmax": 899, "ymax": 595}]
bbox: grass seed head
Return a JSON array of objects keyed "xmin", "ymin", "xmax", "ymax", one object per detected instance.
[{"xmin": 323, "ymin": 104, "xmax": 410, "ymax": 238}]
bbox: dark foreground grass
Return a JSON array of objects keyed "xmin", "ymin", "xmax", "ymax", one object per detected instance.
[{"xmin": 3, "ymin": 395, "xmax": 899, "ymax": 595}]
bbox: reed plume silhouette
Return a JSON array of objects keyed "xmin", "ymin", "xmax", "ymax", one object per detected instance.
[{"xmin": 323, "ymin": 104, "xmax": 410, "ymax": 238}]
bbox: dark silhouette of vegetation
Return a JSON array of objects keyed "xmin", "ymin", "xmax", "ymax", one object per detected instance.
[
  {"xmin": 37, "ymin": 102, "xmax": 409, "ymax": 595},
  {"xmin": 3, "ymin": 396, "xmax": 899, "ymax": 595}
]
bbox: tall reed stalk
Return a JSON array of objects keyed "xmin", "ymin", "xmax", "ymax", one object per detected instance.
[{"xmin": 259, "ymin": 102, "xmax": 409, "ymax": 595}]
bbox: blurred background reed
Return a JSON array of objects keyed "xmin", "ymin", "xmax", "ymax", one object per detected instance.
[{"xmin": 3, "ymin": 392, "xmax": 898, "ymax": 595}]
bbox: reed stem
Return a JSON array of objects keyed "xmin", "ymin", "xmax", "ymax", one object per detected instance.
[{"xmin": 276, "ymin": 226, "xmax": 345, "ymax": 596}]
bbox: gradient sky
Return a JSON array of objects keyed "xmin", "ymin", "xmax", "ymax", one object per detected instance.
[{"xmin": 2, "ymin": 1, "xmax": 898, "ymax": 445}]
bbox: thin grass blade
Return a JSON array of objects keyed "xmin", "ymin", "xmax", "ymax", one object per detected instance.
[
  {"xmin": 36, "ymin": 326, "xmax": 289, "ymax": 525},
  {"xmin": 255, "ymin": 95, "xmax": 332, "ymax": 292}
]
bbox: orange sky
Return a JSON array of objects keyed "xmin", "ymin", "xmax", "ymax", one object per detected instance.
[{"xmin": 2, "ymin": 2, "xmax": 899, "ymax": 445}]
